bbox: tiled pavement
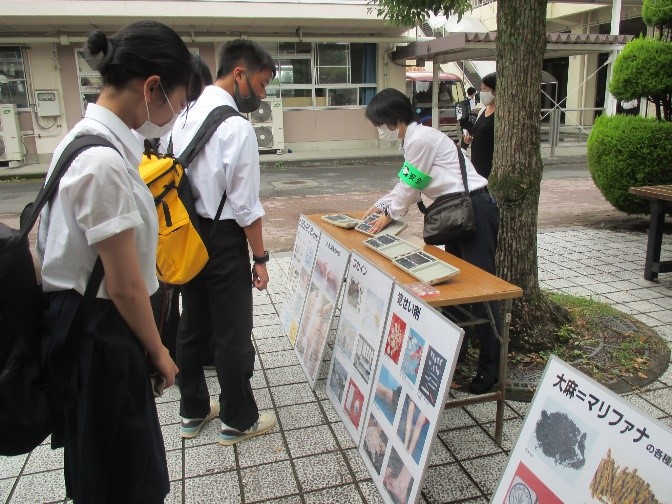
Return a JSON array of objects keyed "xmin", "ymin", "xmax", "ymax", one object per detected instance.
[{"xmin": 2, "ymin": 226, "xmax": 672, "ymax": 503}]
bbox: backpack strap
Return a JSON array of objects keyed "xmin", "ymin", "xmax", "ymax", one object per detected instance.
[
  {"xmin": 177, "ymin": 105, "xmax": 243, "ymax": 168},
  {"xmin": 177, "ymin": 105, "xmax": 244, "ymax": 224},
  {"xmin": 20, "ymin": 135, "xmax": 119, "ymax": 242}
]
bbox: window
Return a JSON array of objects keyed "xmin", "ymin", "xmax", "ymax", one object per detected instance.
[
  {"xmin": 260, "ymin": 42, "xmax": 377, "ymax": 109},
  {"xmin": 76, "ymin": 49, "xmax": 102, "ymax": 116},
  {"xmin": 0, "ymin": 46, "xmax": 29, "ymax": 109}
]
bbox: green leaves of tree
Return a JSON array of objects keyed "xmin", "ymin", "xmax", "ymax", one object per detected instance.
[{"xmin": 368, "ymin": 0, "xmax": 472, "ymax": 26}]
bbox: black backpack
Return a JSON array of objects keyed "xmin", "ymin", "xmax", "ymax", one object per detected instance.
[{"xmin": 0, "ymin": 135, "xmax": 115, "ymax": 456}]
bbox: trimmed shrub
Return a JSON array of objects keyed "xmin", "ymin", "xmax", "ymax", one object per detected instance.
[
  {"xmin": 609, "ymin": 37, "xmax": 672, "ymax": 101},
  {"xmin": 587, "ymin": 115, "xmax": 672, "ymax": 214},
  {"xmin": 643, "ymin": 0, "xmax": 672, "ymax": 29}
]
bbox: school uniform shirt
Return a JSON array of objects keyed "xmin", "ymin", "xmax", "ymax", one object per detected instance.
[
  {"xmin": 170, "ymin": 85, "xmax": 264, "ymax": 227},
  {"xmin": 37, "ymin": 103, "xmax": 159, "ymax": 299},
  {"xmin": 375, "ymin": 122, "xmax": 488, "ymax": 220}
]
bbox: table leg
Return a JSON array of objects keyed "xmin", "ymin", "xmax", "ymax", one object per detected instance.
[
  {"xmin": 644, "ymin": 200, "xmax": 666, "ymax": 281},
  {"xmin": 494, "ymin": 298, "xmax": 512, "ymax": 446}
]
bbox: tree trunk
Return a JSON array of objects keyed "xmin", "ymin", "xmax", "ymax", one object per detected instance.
[{"xmin": 491, "ymin": 0, "xmax": 570, "ymax": 351}]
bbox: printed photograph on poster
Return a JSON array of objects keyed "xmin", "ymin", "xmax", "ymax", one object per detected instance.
[
  {"xmin": 396, "ymin": 395, "xmax": 430, "ymax": 464},
  {"xmin": 385, "ymin": 313, "xmax": 407, "ymax": 365},
  {"xmin": 374, "ymin": 365, "xmax": 403, "ymax": 424},
  {"xmin": 353, "ymin": 335, "xmax": 375, "ymax": 383},
  {"xmin": 383, "ymin": 447, "xmax": 415, "ymax": 504},
  {"xmin": 334, "ymin": 316, "xmax": 358, "ymax": 359},
  {"xmin": 344, "ymin": 378, "xmax": 365, "ymax": 429},
  {"xmin": 504, "ymin": 462, "xmax": 563, "ymax": 504},
  {"xmin": 364, "ymin": 413, "xmax": 389, "ymax": 474},
  {"xmin": 346, "ymin": 276, "xmax": 363, "ymax": 313},
  {"xmin": 314, "ymin": 257, "xmax": 340, "ymax": 302},
  {"xmin": 418, "ymin": 346, "xmax": 448, "ymax": 407},
  {"xmin": 329, "ymin": 357, "xmax": 348, "ymax": 402},
  {"xmin": 296, "ymin": 282, "xmax": 334, "ymax": 377},
  {"xmin": 363, "ymin": 288, "xmax": 386, "ymax": 335},
  {"xmin": 588, "ymin": 445, "xmax": 669, "ymax": 504},
  {"xmin": 401, "ymin": 328, "xmax": 425, "ymax": 385},
  {"xmin": 528, "ymin": 396, "xmax": 597, "ymax": 485}
]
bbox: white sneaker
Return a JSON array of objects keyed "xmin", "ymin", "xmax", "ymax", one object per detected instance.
[
  {"xmin": 180, "ymin": 401, "xmax": 220, "ymax": 439},
  {"xmin": 217, "ymin": 411, "xmax": 276, "ymax": 446}
]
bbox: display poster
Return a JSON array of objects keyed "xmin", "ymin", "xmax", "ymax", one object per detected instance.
[
  {"xmin": 326, "ymin": 252, "xmax": 395, "ymax": 444},
  {"xmin": 280, "ymin": 215, "xmax": 321, "ymax": 345},
  {"xmin": 294, "ymin": 235, "xmax": 350, "ymax": 388},
  {"xmin": 359, "ymin": 284, "xmax": 464, "ymax": 504},
  {"xmin": 491, "ymin": 356, "xmax": 672, "ymax": 504}
]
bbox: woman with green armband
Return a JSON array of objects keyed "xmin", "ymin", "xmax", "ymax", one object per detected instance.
[{"xmin": 363, "ymin": 88, "xmax": 501, "ymax": 395}]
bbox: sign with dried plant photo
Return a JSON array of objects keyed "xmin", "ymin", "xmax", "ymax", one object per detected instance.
[
  {"xmin": 280, "ymin": 215, "xmax": 321, "ymax": 345},
  {"xmin": 492, "ymin": 356, "xmax": 672, "ymax": 504},
  {"xmin": 326, "ymin": 252, "xmax": 395, "ymax": 444}
]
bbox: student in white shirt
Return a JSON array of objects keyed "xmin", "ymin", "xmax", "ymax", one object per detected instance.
[
  {"xmin": 38, "ymin": 21, "xmax": 188, "ymax": 503},
  {"xmin": 172, "ymin": 40, "xmax": 276, "ymax": 446},
  {"xmin": 364, "ymin": 88, "xmax": 501, "ymax": 395}
]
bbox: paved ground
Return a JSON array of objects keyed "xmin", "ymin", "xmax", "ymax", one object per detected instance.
[{"xmin": 1, "ymin": 144, "xmax": 671, "ymax": 503}]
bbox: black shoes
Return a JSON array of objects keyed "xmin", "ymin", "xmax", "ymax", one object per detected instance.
[{"xmin": 468, "ymin": 375, "xmax": 497, "ymax": 395}]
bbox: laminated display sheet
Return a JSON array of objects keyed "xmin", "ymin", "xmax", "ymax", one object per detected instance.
[
  {"xmin": 359, "ymin": 284, "xmax": 464, "ymax": 504},
  {"xmin": 294, "ymin": 235, "xmax": 350, "ymax": 388},
  {"xmin": 280, "ymin": 215, "xmax": 321, "ymax": 345},
  {"xmin": 326, "ymin": 252, "xmax": 395, "ymax": 444},
  {"xmin": 492, "ymin": 356, "xmax": 672, "ymax": 504}
]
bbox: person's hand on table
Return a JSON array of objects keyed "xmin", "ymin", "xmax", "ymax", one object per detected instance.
[
  {"xmin": 363, "ymin": 205, "xmax": 380, "ymax": 218},
  {"xmin": 371, "ymin": 214, "xmax": 393, "ymax": 234}
]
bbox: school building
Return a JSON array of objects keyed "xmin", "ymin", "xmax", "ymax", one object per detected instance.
[{"xmin": 0, "ymin": 0, "xmax": 644, "ymax": 166}]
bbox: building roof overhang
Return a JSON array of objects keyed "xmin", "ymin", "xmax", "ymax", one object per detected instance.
[
  {"xmin": 0, "ymin": 0, "xmax": 418, "ymax": 43},
  {"xmin": 392, "ymin": 31, "xmax": 634, "ymax": 63}
]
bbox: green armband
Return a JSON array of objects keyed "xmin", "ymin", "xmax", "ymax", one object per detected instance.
[{"xmin": 397, "ymin": 161, "xmax": 432, "ymax": 190}]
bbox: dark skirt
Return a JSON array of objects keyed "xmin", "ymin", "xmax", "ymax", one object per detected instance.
[{"xmin": 42, "ymin": 290, "xmax": 169, "ymax": 504}]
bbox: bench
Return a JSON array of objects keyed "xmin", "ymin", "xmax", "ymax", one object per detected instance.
[{"xmin": 628, "ymin": 185, "xmax": 672, "ymax": 280}]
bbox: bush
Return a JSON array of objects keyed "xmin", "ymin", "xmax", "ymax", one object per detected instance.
[
  {"xmin": 587, "ymin": 115, "xmax": 672, "ymax": 214},
  {"xmin": 643, "ymin": 0, "xmax": 672, "ymax": 29},
  {"xmin": 609, "ymin": 37, "xmax": 672, "ymax": 101}
]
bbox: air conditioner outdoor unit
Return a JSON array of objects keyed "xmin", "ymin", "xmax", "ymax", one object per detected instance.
[
  {"xmin": 0, "ymin": 104, "xmax": 24, "ymax": 166},
  {"xmin": 249, "ymin": 98, "xmax": 284, "ymax": 153}
]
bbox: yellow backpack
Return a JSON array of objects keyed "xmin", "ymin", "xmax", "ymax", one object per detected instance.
[{"xmin": 140, "ymin": 105, "xmax": 241, "ymax": 284}]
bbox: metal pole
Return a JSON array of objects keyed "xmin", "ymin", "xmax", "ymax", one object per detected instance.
[
  {"xmin": 432, "ymin": 62, "xmax": 439, "ymax": 130},
  {"xmin": 549, "ymin": 108, "xmax": 557, "ymax": 159},
  {"xmin": 604, "ymin": 0, "xmax": 622, "ymax": 116}
]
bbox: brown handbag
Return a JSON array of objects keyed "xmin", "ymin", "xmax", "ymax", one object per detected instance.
[{"xmin": 419, "ymin": 147, "xmax": 477, "ymax": 245}]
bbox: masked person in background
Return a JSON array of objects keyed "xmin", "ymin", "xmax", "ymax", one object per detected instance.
[
  {"xmin": 462, "ymin": 72, "xmax": 497, "ymax": 179},
  {"xmin": 38, "ymin": 21, "xmax": 188, "ymax": 502},
  {"xmin": 172, "ymin": 40, "xmax": 277, "ymax": 446}
]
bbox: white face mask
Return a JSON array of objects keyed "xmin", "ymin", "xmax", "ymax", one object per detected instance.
[
  {"xmin": 135, "ymin": 83, "xmax": 179, "ymax": 139},
  {"xmin": 377, "ymin": 124, "xmax": 399, "ymax": 142},
  {"xmin": 480, "ymin": 90, "xmax": 494, "ymax": 106}
]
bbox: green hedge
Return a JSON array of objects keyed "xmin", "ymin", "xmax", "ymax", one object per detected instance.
[
  {"xmin": 643, "ymin": 0, "xmax": 672, "ymax": 27},
  {"xmin": 610, "ymin": 37, "xmax": 672, "ymax": 101},
  {"xmin": 587, "ymin": 115, "xmax": 672, "ymax": 214}
]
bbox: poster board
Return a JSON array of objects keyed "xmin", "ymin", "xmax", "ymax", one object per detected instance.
[
  {"xmin": 280, "ymin": 215, "xmax": 321, "ymax": 345},
  {"xmin": 359, "ymin": 284, "xmax": 464, "ymax": 504},
  {"xmin": 492, "ymin": 356, "xmax": 672, "ymax": 504},
  {"xmin": 294, "ymin": 235, "xmax": 350, "ymax": 388},
  {"xmin": 326, "ymin": 252, "xmax": 395, "ymax": 444}
]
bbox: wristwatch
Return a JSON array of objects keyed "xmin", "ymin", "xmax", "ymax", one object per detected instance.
[{"xmin": 253, "ymin": 250, "xmax": 270, "ymax": 264}]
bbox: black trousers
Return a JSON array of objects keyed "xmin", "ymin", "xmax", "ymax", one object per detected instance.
[
  {"xmin": 444, "ymin": 191, "xmax": 502, "ymax": 381},
  {"xmin": 177, "ymin": 218, "xmax": 258, "ymax": 431}
]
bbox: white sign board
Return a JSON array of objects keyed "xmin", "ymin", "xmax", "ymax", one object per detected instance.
[
  {"xmin": 294, "ymin": 235, "xmax": 350, "ymax": 388},
  {"xmin": 492, "ymin": 356, "xmax": 672, "ymax": 504},
  {"xmin": 326, "ymin": 253, "xmax": 395, "ymax": 444},
  {"xmin": 359, "ymin": 284, "xmax": 464, "ymax": 504},
  {"xmin": 280, "ymin": 215, "xmax": 321, "ymax": 345}
]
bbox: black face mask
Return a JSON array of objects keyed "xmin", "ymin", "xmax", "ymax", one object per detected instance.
[{"xmin": 233, "ymin": 75, "xmax": 261, "ymax": 113}]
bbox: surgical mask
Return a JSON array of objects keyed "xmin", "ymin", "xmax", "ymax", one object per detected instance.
[
  {"xmin": 135, "ymin": 83, "xmax": 179, "ymax": 139},
  {"xmin": 480, "ymin": 90, "xmax": 494, "ymax": 106},
  {"xmin": 377, "ymin": 124, "xmax": 399, "ymax": 142},
  {"xmin": 234, "ymin": 74, "xmax": 261, "ymax": 113}
]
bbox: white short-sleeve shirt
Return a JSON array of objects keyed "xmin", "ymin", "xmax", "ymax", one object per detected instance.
[
  {"xmin": 170, "ymin": 85, "xmax": 265, "ymax": 228},
  {"xmin": 38, "ymin": 104, "xmax": 159, "ymax": 298}
]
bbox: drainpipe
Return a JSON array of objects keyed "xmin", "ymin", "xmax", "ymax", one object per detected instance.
[{"xmin": 603, "ymin": 0, "xmax": 622, "ymax": 116}]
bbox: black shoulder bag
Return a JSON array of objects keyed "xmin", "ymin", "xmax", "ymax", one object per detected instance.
[{"xmin": 418, "ymin": 147, "xmax": 477, "ymax": 245}]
